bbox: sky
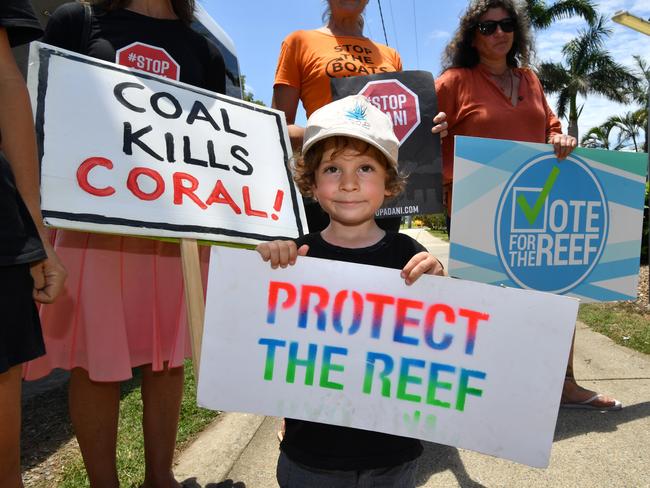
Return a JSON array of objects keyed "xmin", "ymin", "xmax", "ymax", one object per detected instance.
[{"xmin": 202, "ymin": 0, "xmax": 650, "ymax": 145}]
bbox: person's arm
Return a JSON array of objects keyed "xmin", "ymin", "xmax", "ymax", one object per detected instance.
[
  {"xmin": 272, "ymin": 83, "xmax": 305, "ymax": 152},
  {"xmin": 40, "ymin": 2, "xmax": 85, "ymax": 50},
  {"xmin": 0, "ymin": 27, "xmax": 66, "ymax": 302},
  {"xmin": 545, "ymin": 103, "xmax": 576, "ymax": 160},
  {"xmin": 535, "ymin": 72, "xmax": 576, "ymax": 160}
]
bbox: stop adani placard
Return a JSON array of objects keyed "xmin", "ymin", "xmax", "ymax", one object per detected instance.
[
  {"xmin": 331, "ymin": 71, "xmax": 442, "ymax": 217},
  {"xmin": 198, "ymin": 246, "xmax": 579, "ymax": 468},
  {"xmin": 28, "ymin": 42, "xmax": 307, "ymax": 244},
  {"xmin": 449, "ymin": 136, "xmax": 647, "ymax": 301}
]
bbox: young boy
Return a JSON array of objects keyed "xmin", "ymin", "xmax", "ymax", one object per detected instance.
[{"xmin": 257, "ymin": 95, "xmax": 445, "ymax": 488}]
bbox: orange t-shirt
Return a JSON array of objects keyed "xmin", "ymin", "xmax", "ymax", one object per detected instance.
[
  {"xmin": 435, "ymin": 65, "xmax": 562, "ymax": 189},
  {"xmin": 274, "ymin": 29, "xmax": 403, "ymax": 117}
]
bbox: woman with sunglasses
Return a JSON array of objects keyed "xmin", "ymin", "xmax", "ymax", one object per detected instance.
[{"xmin": 435, "ymin": 0, "xmax": 621, "ymax": 411}]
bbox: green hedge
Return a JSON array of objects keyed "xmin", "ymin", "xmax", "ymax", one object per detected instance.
[
  {"xmin": 413, "ymin": 213, "xmax": 446, "ymax": 230},
  {"xmin": 642, "ymin": 182, "xmax": 648, "ymax": 265}
]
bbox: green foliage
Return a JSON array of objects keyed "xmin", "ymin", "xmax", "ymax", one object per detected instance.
[
  {"xmin": 414, "ymin": 213, "xmax": 447, "ymax": 230},
  {"xmin": 582, "ymin": 110, "xmax": 647, "ymax": 151},
  {"xmin": 643, "ymin": 182, "xmax": 649, "ymax": 265},
  {"xmin": 525, "ymin": 0, "xmax": 597, "ymax": 29},
  {"xmin": 537, "ymin": 15, "xmax": 640, "ymax": 140},
  {"xmin": 240, "ymin": 74, "xmax": 266, "ymax": 106},
  {"xmin": 59, "ymin": 361, "xmax": 219, "ymax": 487}
]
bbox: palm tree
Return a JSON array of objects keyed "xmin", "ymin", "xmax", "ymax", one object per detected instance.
[
  {"xmin": 630, "ymin": 55, "xmax": 650, "ymax": 107},
  {"xmin": 581, "ymin": 109, "xmax": 647, "ymax": 151},
  {"xmin": 630, "ymin": 55, "xmax": 649, "ymax": 152},
  {"xmin": 607, "ymin": 110, "xmax": 646, "ymax": 152},
  {"xmin": 537, "ymin": 16, "xmax": 639, "ymax": 140},
  {"xmin": 525, "ymin": 0, "xmax": 597, "ymax": 29},
  {"xmin": 581, "ymin": 123, "xmax": 613, "ymax": 149}
]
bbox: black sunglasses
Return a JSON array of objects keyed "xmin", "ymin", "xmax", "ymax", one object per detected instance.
[{"xmin": 476, "ymin": 18, "xmax": 516, "ymax": 36}]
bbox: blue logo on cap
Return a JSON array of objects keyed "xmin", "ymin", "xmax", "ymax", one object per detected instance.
[{"xmin": 346, "ymin": 103, "xmax": 367, "ymax": 121}]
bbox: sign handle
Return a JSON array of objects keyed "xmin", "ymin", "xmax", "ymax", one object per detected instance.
[{"xmin": 180, "ymin": 238, "xmax": 205, "ymax": 379}]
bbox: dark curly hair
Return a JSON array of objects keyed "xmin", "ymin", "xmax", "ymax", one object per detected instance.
[
  {"xmin": 294, "ymin": 137, "xmax": 405, "ymax": 199},
  {"xmin": 91, "ymin": 0, "xmax": 195, "ymax": 25},
  {"xmin": 441, "ymin": 0, "xmax": 533, "ymax": 71}
]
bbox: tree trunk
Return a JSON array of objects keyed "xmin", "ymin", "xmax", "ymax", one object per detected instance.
[
  {"xmin": 568, "ymin": 118, "xmax": 579, "ymax": 140},
  {"xmin": 568, "ymin": 96, "xmax": 579, "ymax": 140}
]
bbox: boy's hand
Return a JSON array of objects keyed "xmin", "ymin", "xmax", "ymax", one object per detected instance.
[
  {"xmin": 401, "ymin": 252, "xmax": 446, "ymax": 285},
  {"xmin": 256, "ymin": 240, "xmax": 309, "ymax": 269}
]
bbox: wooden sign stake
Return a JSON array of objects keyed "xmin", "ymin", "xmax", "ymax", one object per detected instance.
[{"xmin": 180, "ymin": 238, "xmax": 206, "ymax": 379}]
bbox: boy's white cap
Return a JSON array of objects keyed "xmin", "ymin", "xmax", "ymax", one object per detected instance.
[{"xmin": 302, "ymin": 95, "xmax": 399, "ymax": 168}]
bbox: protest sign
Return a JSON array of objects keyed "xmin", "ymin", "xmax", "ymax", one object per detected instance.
[
  {"xmin": 198, "ymin": 246, "xmax": 578, "ymax": 467},
  {"xmin": 28, "ymin": 42, "xmax": 307, "ymax": 244},
  {"xmin": 449, "ymin": 136, "xmax": 647, "ymax": 301},
  {"xmin": 331, "ymin": 71, "xmax": 442, "ymax": 217}
]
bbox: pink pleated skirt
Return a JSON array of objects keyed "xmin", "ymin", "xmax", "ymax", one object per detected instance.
[{"xmin": 23, "ymin": 229, "xmax": 209, "ymax": 382}]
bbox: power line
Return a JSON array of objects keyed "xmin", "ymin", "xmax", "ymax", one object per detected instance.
[
  {"xmin": 377, "ymin": 0, "xmax": 390, "ymax": 46},
  {"xmin": 387, "ymin": 0, "xmax": 400, "ymax": 53},
  {"xmin": 412, "ymin": 0, "xmax": 419, "ymax": 68}
]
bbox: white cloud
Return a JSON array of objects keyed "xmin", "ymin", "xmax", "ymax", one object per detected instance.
[{"xmin": 428, "ymin": 29, "xmax": 451, "ymax": 41}]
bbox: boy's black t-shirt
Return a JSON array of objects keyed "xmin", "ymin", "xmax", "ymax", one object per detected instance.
[
  {"xmin": 0, "ymin": 0, "xmax": 46, "ymax": 266},
  {"xmin": 280, "ymin": 231, "xmax": 427, "ymax": 471},
  {"xmin": 42, "ymin": 2, "xmax": 226, "ymax": 94}
]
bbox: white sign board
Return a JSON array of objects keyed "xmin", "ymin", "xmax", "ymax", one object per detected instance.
[
  {"xmin": 28, "ymin": 42, "xmax": 307, "ymax": 244},
  {"xmin": 198, "ymin": 246, "xmax": 579, "ymax": 467}
]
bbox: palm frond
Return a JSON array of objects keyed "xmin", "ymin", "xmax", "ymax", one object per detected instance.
[{"xmin": 545, "ymin": 0, "xmax": 597, "ymax": 26}]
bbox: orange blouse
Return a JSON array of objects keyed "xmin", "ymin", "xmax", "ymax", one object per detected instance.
[
  {"xmin": 274, "ymin": 29, "xmax": 402, "ymax": 118},
  {"xmin": 435, "ymin": 65, "xmax": 563, "ymax": 190}
]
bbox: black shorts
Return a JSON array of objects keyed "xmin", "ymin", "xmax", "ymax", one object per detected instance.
[{"xmin": 0, "ymin": 263, "xmax": 45, "ymax": 373}]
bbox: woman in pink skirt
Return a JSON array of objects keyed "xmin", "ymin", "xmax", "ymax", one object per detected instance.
[{"xmin": 23, "ymin": 0, "xmax": 225, "ymax": 486}]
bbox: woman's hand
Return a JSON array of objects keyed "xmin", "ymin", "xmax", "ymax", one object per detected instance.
[
  {"xmin": 431, "ymin": 112, "xmax": 448, "ymax": 139},
  {"xmin": 256, "ymin": 240, "xmax": 309, "ymax": 269},
  {"xmin": 30, "ymin": 240, "xmax": 67, "ymax": 304},
  {"xmin": 548, "ymin": 133, "xmax": 577, "ymax": 160},
  {"xmin": 401, "ymin": 251, "xmax": 446, "ymax": 285}
]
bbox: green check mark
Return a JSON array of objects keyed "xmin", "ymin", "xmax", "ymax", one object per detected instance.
[{"xmin": 516, "ymin": 166, "xmax": 560, "ymax": 225}]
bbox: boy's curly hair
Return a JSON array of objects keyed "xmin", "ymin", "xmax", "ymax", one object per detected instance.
[{"xmin": 294, "ymin": 136, "xmax": 405, "ymax": 199}]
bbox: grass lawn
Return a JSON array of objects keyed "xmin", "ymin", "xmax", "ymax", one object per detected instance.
[
  {"xmin": 579, "ymin": 301, "xmax": 650, "ymax": 355},
  {"xmin": 59, "ymin": 360, "xmax": 218, "ymax": 488}
]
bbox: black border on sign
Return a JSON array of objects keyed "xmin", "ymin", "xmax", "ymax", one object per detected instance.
[{"xmin": 35, "ymin": 44, "xmax": 304, "ymax": 241}]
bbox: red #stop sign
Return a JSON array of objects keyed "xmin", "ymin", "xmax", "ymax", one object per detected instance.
[
  {"xmin": 359, "ymin": 80, "xmax": 420, "ymax": 144},
  {"xmin": 116, "ymin": 42, "xmax": 180, "ymax": 81}
]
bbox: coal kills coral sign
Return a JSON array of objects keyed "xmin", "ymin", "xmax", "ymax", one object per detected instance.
[
  {"xmin": 331, "ymin": 71, "xmax": 442, "ymax": 217},
  {"xmin": 28, "ymin": 43, "xmax": 306, "ymax": 244}
]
